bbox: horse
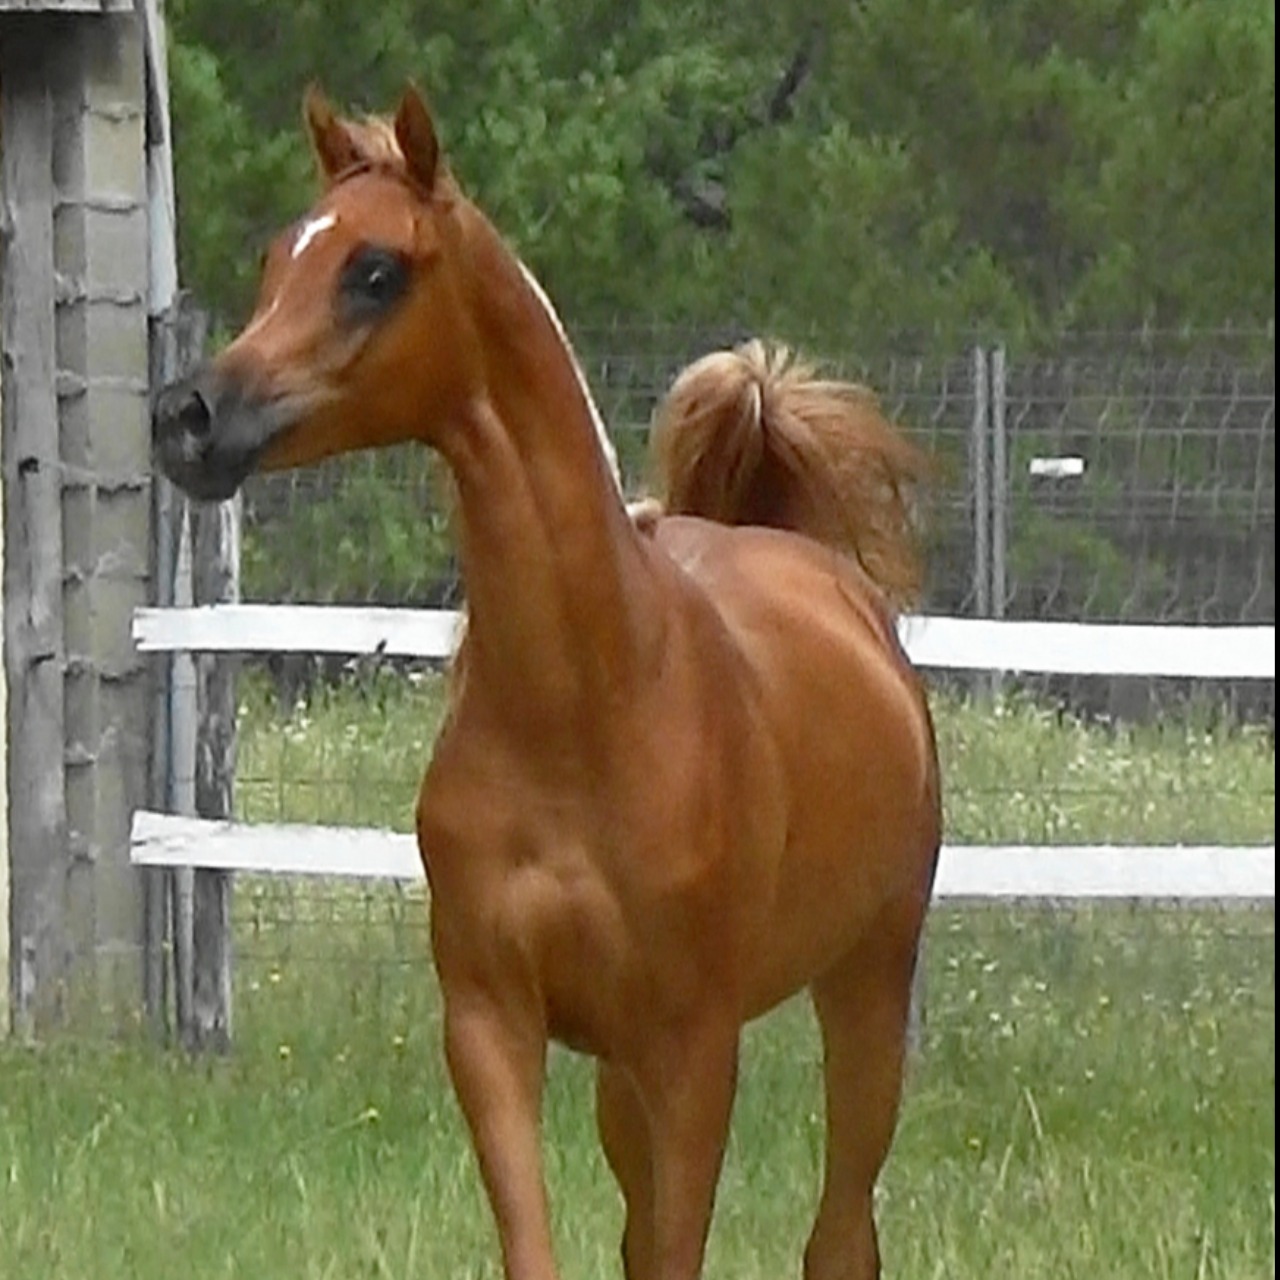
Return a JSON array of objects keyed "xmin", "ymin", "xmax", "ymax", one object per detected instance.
[{"xmin": 153, "ymin": 86, "xmax": 941, "ymax": 1280}]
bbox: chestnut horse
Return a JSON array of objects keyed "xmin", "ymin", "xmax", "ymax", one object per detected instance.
[{"xmin": 153, "ymin": 87, "xmax": 940, "ymax": 1280}]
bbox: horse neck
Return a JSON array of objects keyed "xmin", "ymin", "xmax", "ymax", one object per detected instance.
[{"xmin": 439, "ymin": 207, "xmax": 656, "ymax": 715}]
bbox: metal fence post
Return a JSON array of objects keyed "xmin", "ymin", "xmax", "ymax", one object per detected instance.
[
  {"xmin": 990, "ymin": 346, "xmax": 1009, "ymax": 698},
  {"xmin": 991, "ymin": 345, "xmax": 1009, "ymax": 622},
  {"xmin": 913, "ymin": 342, "xmax": 1000, "ymax": 1051},
  {"xmin": 970, "ymin": 345, "xmax": 991, "ymax": 620}
]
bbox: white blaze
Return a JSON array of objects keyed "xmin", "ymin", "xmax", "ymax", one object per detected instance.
[{"xmin": 292, "ymin": 212, "xmax": 338, "ymax": 260}]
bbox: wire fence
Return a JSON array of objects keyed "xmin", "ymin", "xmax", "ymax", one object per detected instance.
[
  {"xmin": 238, "ymin": 328, "xmax": 1275, "ymax": 717},
  {"xmin": 122, "ymin": 324, "xmax": 1273, "ymax": 1059},
  {"xmin": 240, "ymin": 328, "xmax": 1275, "ymax": 621},
  {"xmin": 222, "ymin": 886, "xmax": 1275, "ymax": 1132},
  {"xmin": 222, "ymin": 679, "xmax": 1275, "ymax": 1054}
]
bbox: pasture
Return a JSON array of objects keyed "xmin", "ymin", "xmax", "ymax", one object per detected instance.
[{"xmin": 1, "ymin": 677, "xmax": 1274, "ymax": 1279}]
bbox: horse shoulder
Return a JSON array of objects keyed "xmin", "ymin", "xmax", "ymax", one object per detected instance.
[
  {"xmin": 652, "ymin": 517, "xmax": 900, "ymax": 672},
  {"xmin": 652, "ymin": 515, "xmax": 935, "ymax": 823}
]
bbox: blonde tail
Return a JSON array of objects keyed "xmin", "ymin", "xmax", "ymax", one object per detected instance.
[{"xmin": 651, "ymin": 340, "xmax": 927, "ymax": 608}]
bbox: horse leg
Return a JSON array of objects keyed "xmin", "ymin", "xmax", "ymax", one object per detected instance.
[
  {"xmin": 635, "ymin": 1018, "xmax": 739, "ymax": 1280},
  {"xmin": 596, "ymin": 1061, "xmax": 655, "ymax": 1279},
  {"xmin": 803, "ymin": 935, "xmax": 918, "ymax": 1280},
  {"xmin": 443, "ymin": 993, "xmax": 557, "ymax": 1280}
]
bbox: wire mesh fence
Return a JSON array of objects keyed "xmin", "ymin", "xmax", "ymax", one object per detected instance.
[
  {"xmin": 225, "ymin": 888, "xmax": 1275, "ymax": 1073},
  {"xmin": 238, "ymin": 328, "xmax": 1275, "ymax": 623},
  {"xmin": 139, "ymin": 326, "xmax": 1274, "ymax": 1054},
  {"xmin": 237, "ymin": 328, "xmax": 1275, "ymax": 717},
  {"xmin": 994, "ymin": 334, "xmax": 1274, "ymax": 625},
  {"xmin": 222, "ymin": 661, "xmax": 1276, "ymax": 1038}
]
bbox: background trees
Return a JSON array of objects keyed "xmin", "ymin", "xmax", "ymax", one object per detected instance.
[
  {"xmin": 166, "ymin": 1, "xmax": 1274, "ymax": 624},
  {"xmin": 168, "ymin": 0, "xmax": 1274, "ymax": 344}
]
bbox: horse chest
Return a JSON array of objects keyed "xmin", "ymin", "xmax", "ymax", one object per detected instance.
[{"xmin": 418, "ymin": 771, "xmax": 634, "ymax": 1054}]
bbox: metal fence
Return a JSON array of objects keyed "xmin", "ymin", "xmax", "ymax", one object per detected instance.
[
  {"xmin": 237, "ymin": 328, "xmax": 1275, "ymax": 716},
  {"xmin": 239, "ymin": 329, "xmax": 1276, "ymax": 622},
  {"xmin": 132, "ymin": 327, "xmax": 1276, "ymax": 1050}
]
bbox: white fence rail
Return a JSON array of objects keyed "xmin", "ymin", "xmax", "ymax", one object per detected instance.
[
  {"xmin": 130, "ymin": 605, "xmax": 1276, "ymax": 901},
  {"xmin": 131, "ymin": 811, "xmax": 1275, "ymax": 902},
  {"xmin": 134, "ymin": 605, "xmax": 1275, "ymax": 679}
]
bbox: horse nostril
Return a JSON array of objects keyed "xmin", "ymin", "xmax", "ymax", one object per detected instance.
[
  {"xmin": 157, "ymin": 383, "xmax": 214, "ymax": 443},
  {"xmin": 178, "ymin": 388, "xmax": 213, "ymax": 439}
]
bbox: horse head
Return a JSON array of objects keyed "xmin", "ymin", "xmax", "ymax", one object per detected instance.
[{"xmin": 154, "ymin": 86, "xmax": 479, "ymax": 500}]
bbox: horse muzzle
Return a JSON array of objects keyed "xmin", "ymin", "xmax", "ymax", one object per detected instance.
[{"xmin": 152, "ymin": 369, "xmax": 285, "ymax": 502}]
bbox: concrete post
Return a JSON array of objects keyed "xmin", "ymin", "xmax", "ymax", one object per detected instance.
[{"xmin": 52, "ymin": 15, "xmax": 152, "ymax": 1028}]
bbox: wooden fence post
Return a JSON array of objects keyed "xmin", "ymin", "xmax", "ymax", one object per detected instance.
[
  {"xmin": 169, "ymin": 508, "xmax": 196, "ymax": 1040},
  {"xmin": 149, "ymin": 297, "xmax": 238, "ymax": 1049},
  {"xmin": 145, "ymin": 310, "xmax": 185, "ymax": 1036},
  {"xmin": 189, "ymin": 495, "xmax": 239, "ymax": 1051},
  {"xmin": 152, "ymin": 299, "xmax": 237, "ymax": 1052}
]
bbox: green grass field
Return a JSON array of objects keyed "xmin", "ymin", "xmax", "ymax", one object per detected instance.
[
  {"xmin": 1, "ymin": 676, "xmax": 1274, "ymax": 1279},
  {"xmin": 231, "ymin": 671, "xmax": 1276, "ymax": 846}
]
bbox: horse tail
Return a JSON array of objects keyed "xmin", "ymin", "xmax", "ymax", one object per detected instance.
[{"xmin": 651, "ymin": 339, "xmax": 928, "ymax": 608}]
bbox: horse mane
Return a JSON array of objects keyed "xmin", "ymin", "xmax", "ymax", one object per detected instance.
[
  {"xmin": 651, "ymin": 341, "xmax": 928, "ymax": 609},
  {"xmin": 342, "ymin": 116, "xmax": 406, "ymax": 169},
  {"xmin": 325, "ymin": 113, "xmax": 459, "ymax": 202}
]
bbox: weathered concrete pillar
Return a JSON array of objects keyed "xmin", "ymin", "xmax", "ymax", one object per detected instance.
[
  {"xmin": 56, "ymin": 15, "xmax": 152, "ymax": 1029},
  {"xmin": 2, "ymin": 4, "xmax": 157, "ymax": 1038}
]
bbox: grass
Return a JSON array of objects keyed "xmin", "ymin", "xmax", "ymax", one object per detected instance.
[
  {"xmin": 1, "ymin": 674, "xmax": 1274, "ymax": 1278},
  {"xmin": 1, "ymin": 909, "xmax": 1271, "ymax": 1278},
  {"xmin": 233, "ymin": 668, "xmax": 1276, "ymax": 846}
]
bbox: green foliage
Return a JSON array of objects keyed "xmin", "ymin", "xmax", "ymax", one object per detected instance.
[
  {"xmin": 1008, "ymin": 506, "xmax": 1142, "ymax": 617},
  {"xmin": 168, "ymin": 0, "xmax": 1274, "ymax": 338},
  {"xmin": 167, "ymin": 38, "xmax": 311, "ymax": 326},
  {"xmin": 1070, "ymin": 0, "xmax": 1276, "ymax": 325},
  {"xmin": 240, "ymin": 452, "xmax": 453, "ymax": 604}
]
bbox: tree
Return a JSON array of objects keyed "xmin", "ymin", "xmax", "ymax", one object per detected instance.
[
  {"xmin": 167, "ymin": 0, "xmax": 1274, "ymax": 338},
  {"xmin": 1068, "ymin": 0, "xmax": 1275, "ymax": 325}
]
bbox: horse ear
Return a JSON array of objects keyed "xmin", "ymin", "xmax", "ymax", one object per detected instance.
[
  {"xmin": 394, "ymin": 85, "xmax": 442, "ymax": 194},
  {"xmin": 303, "ymin": 84, "xmax": 363, "ymax": 183}
]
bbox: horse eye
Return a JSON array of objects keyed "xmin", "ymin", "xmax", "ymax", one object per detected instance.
[{"xmin": 339, "ymin": 246, "xmax": 410, "ymax": 322}]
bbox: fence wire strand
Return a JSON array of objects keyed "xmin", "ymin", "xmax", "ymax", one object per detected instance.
[{"xmin": 152, "ymin": 329, "xmax": 1277, "ymax": 1031}]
